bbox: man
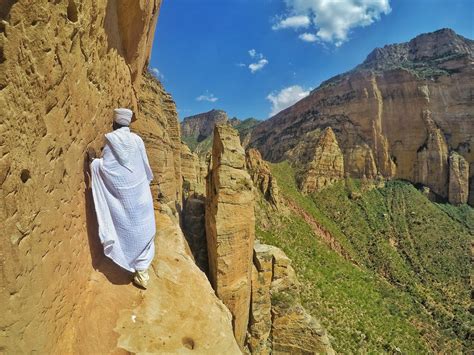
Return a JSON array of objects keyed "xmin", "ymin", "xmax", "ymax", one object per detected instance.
[{"xmin": 89, "ymin": 108, "xmax": 155, "ymax": 289}]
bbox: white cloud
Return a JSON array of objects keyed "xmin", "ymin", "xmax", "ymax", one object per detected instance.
[
  {"xmin": 249, "ymin": 59, "xmax": 269, "ymax": 73},
  {"xmin": 298, "ymin": 32, "xmax": 318, "ymax": 42},
  {"xmin": 150, "ymin": 67, "xmax": 164, "ymax": 80},
  {"xmin": 272, "ymin": 15, "xmax": 311, "ymax": 30},
  {"xmin": 196, "ymin": 92, "xmax": 218, "ymax": 102},
  {"xmin": 246, "ymin": 49, "xmax": 269, "ymax": 73},
  {"xmin": 267, "ymin": 85, "xmax": 310, "ymax": 116},
  {"xmin": 277, "ymin": 0, "xmax": 391, "ymax": 46}
]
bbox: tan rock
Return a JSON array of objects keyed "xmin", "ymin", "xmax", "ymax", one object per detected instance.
[
  {"xmin": 448, "ymin": 151, "xmax": 469, "ymax": 205},
  {"xmin": 249, "ymin": 242, "xmax": 334, "ymax": 354},
  {"xmin": 0, "ymin": 0, "xmax": 159, "ymax": 351},
  {"xmin": 56, "ymin": 211, "xmax": 240, "ymax": 354},
  {"xmin": 0, "ymin": 1, "xmax": 240, "ymax": 353},
  {"xmin": 250, "ymin": 29, "xmax": 474, "ymax": 203},
  {"xmin": 246, "ymin": 148, "xmax": 282, "ymax": 209},
  {"xmin": 205, "ymin": 124, "xmax": 255, "ymax": 348},
  {"xmin": 297, "ymin": 127, "xmax": 345, "ymax": 193},
  {"xmin": 415, "ymin": 110, "xmax": 449, "ymax": 198},
  {"xmin": 132, "ymin": 71, "xmax": 182, "ymax": 206},
  {"xmin": 181, "ymin": 109, "xmax": 229, "ymax": 141}
]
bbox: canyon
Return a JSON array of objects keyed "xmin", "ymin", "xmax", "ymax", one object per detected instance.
[
  {"xmin": 0, "ymin": 1, "xmax": 332, "ymax": 353},
  {"xmin": 250, "ymin": 29, "xmax": 474, "ymax": 205},
  {"xmin": 1, "ymin": 0, "xmax": 471, "ymax": 353}
]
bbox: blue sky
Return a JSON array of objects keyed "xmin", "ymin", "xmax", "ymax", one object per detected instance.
[{"xmin": 149, "ymin": 0, "xmax": 473, "ymax": 121}]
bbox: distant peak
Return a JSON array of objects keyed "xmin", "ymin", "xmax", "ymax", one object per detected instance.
[{"xmin": 357, "ymin": 28, "xmax": 473, "ymax": 74}]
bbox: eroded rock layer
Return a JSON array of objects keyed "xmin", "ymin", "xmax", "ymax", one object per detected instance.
[
  {"xmin": 205, "ymin": 124, "xmax": 255, "ymax": 348},
  {"xmin": 0, "ymin": 1, "xmax": 160, "ymax": 351},
  {"xmin": 0, "ymin": 1, "xmax": 241, "ymax": 352},
  {"xmin": 250, "ymin": 29, "xmax": 474, "ymax": 204},
  {"xmin": 132, "ymin": 71, "xmax": 182, "ymax": 205},
  {"xmin": 181, "ymin": 109, "xmax": 229, "ymax": 141},
  {"xmin": 245, "ymin": 148, "xmax": 282, "ymax": 209},
  {"xmin": 249, "ymin": 242, "xmax": 334, "ymax": 354}
]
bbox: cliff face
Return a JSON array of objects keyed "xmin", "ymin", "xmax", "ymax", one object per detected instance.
[
  {"xmin": 0, "ymin": 1, "xmax": 240, "ymax": 352},
  {"xmin": 0, "ymin": 1, "xmax": 159, "ymax": 351},
  {"xmin": 181, "ymin": 109, "xmax": 229, "ymax": 141},
  {"xmin": 132, "ymin": 71, "xmax": 182, "ymax": 204},
  {"xmin": 205, "ymin": 124, "xmax": 256, "ymax": 348},
  {"xmin": 250, "ymin": 29, "xmax": 473, "ymax": 204}
]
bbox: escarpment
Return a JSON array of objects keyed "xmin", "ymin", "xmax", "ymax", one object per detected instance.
[
  {"xmin": 0, "ymin": 1, "xmax": 240, "ymax": 353},
  {"xmin": 181, "ymin": 109, "xmax": 230, "ymax": 142},
  {"xmin": 250, "ymin": 29, "xmax": 474, "ymax": 204}
]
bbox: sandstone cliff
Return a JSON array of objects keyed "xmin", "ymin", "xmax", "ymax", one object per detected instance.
[
  {"xmin": 249, "ymin": 242, "xmax": 334, "ymax": 354},
  {"xmin": 181, "ymin": 109, "xmax": 229, "ymax": 142},
  {"xmin": 246, "ymin": 148, "xmax": 282, "ymax": 208},
  {"xmin": 250, "ymin": 29, "xmax": 473, "ymax": 204},
  {"xmin": 205, "ymin": 124, "xmax": 256, "ymax": 348},
  {"xmin": 0, "ymin": 1, "xmax": 240, "ymax": 352}
]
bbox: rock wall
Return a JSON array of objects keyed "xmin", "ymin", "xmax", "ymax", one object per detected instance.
[
  {"xmin": 205, "ymin": 124, "xmax": 255, "ymax": 348},
  {"xmin": 245, "ymin": 148, "xmax": 282, "ymax": 209},
  {"xmin": 286, "ymin": 127, "xmax": 345, "ymax": 193},
  {"xmin": 250, "ymin": 29, "xmax": 474, "ymax": 204},
  {"xmin": 448, "ymin": 151, "xmax": 469, "ymax": 205},
  {"xmin": 132, "ymin": 71, "xmax": 182, "ymax": 205},
  {"xmin": 0, "ymin": 1, "xmax": 241, "ymax": 352},
  {"xmin": 181, "ymin": 109, "xmax": 229, "ymax": 141},
  {"xmin": 249, "ymin": 242, "xmax": 334, "ymax": 354},
  {"xmin": 0, "ymin": 1, "xmax": 160, "ymax": 351}
]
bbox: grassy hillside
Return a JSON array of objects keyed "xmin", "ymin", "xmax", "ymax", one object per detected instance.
[{"xmin": 256, "ymin": 161, "xmax": 472, "ymax": 353}]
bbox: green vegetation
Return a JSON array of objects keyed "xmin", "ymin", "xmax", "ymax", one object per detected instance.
[
  {"xmin": 233, "ymin": 117, "xmax": 259, "ymax": 138},
  {"xmin": 256, "ymin": 161, "xmax": 472, "ymax": 353}
]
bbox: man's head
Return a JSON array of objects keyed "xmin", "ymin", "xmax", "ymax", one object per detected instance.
[{"xmin": 113, "ymin": 108, "xmax": 133, "ymax": 130}]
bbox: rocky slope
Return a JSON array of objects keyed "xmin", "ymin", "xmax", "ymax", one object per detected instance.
[
  {"xmin": 0, "ymin": 1, "xmax": 240, "ymax": 352},
  {"xmin": 250, "ymin": 29, "xmax": 473, "ymax": 205}
]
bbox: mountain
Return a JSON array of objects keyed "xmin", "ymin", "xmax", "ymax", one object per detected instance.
[
  {"xmin": 181, "ymin": 109, "xmax": 230, "ymax": 145},
  {"xmin": 181, "ymin": 109, "xmax": 259, "ymax": 154},
  {"xmin": 250, "ymin": 29, "xmax": 474, "ymax": 205}
]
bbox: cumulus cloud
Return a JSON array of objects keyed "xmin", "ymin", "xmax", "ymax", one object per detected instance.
[
  {"xmin": 272, "ymin": 15, "xmax": 311, "ymax": 30},
  {"xmin": 267, "ymin": 85, "xmax": 310, "ymax": 116},
  {"xmin": 196, "ymin": 92, "xmax": 218, "ymax": 103},
  {"xmin": 276, "ymin": 0, "xmax": 391, "ymax": 46},
  {"xmin": 298, "ymin": 32, "xmax": 318, "ymax": 42},
  {"xmin": 150, "ymin": 67, "xmax": 164, "ymax": 80},
  {"xmin": 246, "ymin": 49, "xmax": 269, "ymax": 73}
]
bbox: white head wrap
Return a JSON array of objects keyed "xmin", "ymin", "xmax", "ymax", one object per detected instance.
[{"xmin": 114, "ymin": 108, "xmax": 133, "ymax": 126}]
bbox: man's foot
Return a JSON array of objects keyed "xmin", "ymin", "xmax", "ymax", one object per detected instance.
[{"xmin": 133, "ymin": 269, "xmax": 150, "ymax": 289}]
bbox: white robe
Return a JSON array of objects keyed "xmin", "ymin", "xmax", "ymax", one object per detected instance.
[{"xmin": 91, "ymin": 127, "xmax": 155, "ymax": 272}]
